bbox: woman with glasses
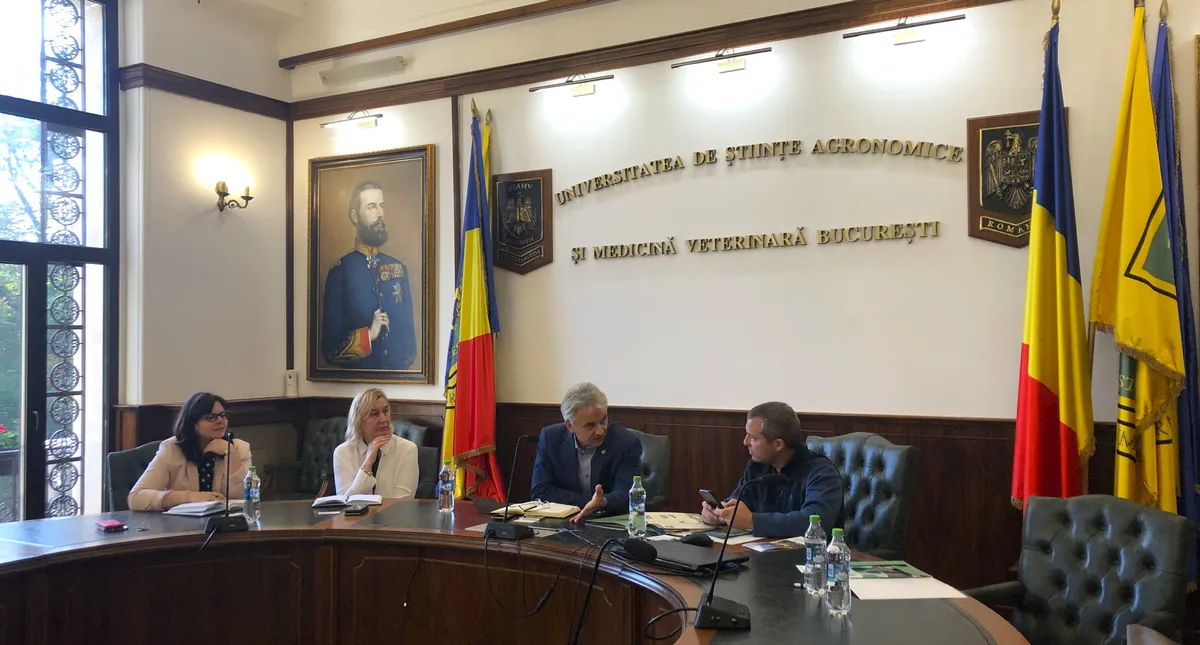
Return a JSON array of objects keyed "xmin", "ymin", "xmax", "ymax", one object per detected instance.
[
  {"xmin": 333, "ymin": 388, "xmax": 419, "ymax": 499},
  {"xmin": 128, "ymin": 392, "xmax": 253, "ymax": 511}
]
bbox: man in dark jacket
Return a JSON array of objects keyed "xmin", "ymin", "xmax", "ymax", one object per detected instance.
[
  {"xmin": 531, "ymin": 382, "xmax": 642, "ymax": 523},
  {"xmin": 702, "ymin": 401, "xmax": 844, "ymax": 538}
]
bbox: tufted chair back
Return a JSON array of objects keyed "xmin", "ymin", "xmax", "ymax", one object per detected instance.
[
  {"xmin": 805, "ymin": 432, "xmax": 917, "ymax": 559},
  {"xmin": 626, "ymin": 428, "xmax": 670, "ymax": 511},
  {"xmin": 1014, "ymin": 495, "xmax": 1189, "ymax": 645},
  {"xmin": 298, "ymin": 417, "xmax": 347, "ymax": 495},
  {"xmin": 106, "ymin": 440, "xmax": 163, "ymax": 511},
  {"xmin": 391, "ymin": 419, "xmax": 428, "ymax": 448}
]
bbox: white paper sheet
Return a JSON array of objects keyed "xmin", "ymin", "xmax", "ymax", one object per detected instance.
[{"xmin": 849, "ymin": 578, "xmax": 965, "ymax": 600}]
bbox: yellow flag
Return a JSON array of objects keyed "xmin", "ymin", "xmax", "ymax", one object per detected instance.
[{"xmin": 1090, "ymin": 6, "xmax": 1183, "ymax": 511}]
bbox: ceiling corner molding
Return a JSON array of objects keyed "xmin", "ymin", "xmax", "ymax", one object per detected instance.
[
  {"xmin": 278, "ymin": 0, "xmax": 615, "ymax": 70},
  {"xmin": 118, "ymin": 63, "xmax": 291, "ymax": 121},
  {"xmin": 289, "ymin": 0, "xmax": 1010, "ymax": 121}
]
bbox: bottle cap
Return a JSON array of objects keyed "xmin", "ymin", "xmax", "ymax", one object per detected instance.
[
  {"xmin": 248, "ymin": 466, "xmax": 256, "ymax": 472},
  {"xmin": 443, "ymin": 460, "xmax": 450, "ymax": 465},
  {"xmin": 831, "ymin": 528, "xmax": 843, "ymax": 536},
  {"xmin": 633, "ymin": 475, "xmax": 642, "ymax": 482},
  {"xmin": 810, "ymin": 514, "xmax": 821, "ymax": 521}
]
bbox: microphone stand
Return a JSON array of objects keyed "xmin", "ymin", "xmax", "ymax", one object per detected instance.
[
  {"xmin": 693, "ymin": 473, "xmax": 787, "ymax": 630},
  {"xmin": 485, "ymin": 434, "xmax": 535, "ymax": 541},
  {"xmin": 204, "ymin": 432, "xmax": 249, "ymax": 534}
]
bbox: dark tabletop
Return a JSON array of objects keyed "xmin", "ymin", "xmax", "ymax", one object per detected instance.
[{"xmin": 0, "ymin": 501, "xmax": 1020, "ymax": 645}]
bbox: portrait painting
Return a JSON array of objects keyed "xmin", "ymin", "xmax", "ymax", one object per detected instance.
[{"xmin": 307, "ymin": 145, "xmax": 436, "ymax": 384}]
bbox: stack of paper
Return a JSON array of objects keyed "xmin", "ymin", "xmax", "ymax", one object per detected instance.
[{"xmin": 164, "ymin": 500, "xmax": 243, "ymax": 517}]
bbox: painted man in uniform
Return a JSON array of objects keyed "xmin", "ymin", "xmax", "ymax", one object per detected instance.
[{"xmin": 321, "ymin": 180, "xmax": 416, "ymax": 370}]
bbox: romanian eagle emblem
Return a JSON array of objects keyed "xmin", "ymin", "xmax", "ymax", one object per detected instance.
[{"xmin": 983, "ymin": 130, "xmax": 1038, "ymax": 211}]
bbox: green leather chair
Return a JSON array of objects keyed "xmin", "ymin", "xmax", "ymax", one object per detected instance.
[
  {"xmin": 627, "ymin": 428, "xmax": 670, "ymax": 511},
  {"xmin": 262, "ymin": 418, "xmax": 346, "ymax": 500},
  {"xmin": 105, "ymin": 440, "xmax": 162, "ymax": 511}
]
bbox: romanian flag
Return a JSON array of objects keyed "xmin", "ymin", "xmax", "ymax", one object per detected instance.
[
  {"xmin": 1090, "ymin": 4, "xmax": 1184, "ymax": 513},
  {"xmin": 442, "ymin": 103, "xmax": 505, "ymax": 501},
  {"xmin": 1011, "ymin": 19, "xmax": 1094, "ymax": 509}
]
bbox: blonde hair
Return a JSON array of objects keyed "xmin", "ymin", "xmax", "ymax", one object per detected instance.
[{"xmin": 346, "ymin": 388, "xmax": 389, "ymax": 442}]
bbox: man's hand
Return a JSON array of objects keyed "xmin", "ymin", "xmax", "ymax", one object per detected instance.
[
  {"xmin": 571, "ymin": 485, "xmax": 608, "ymax": 524},
  {"xmin": 700, "ymin": 501, "xmax": 724, "ymax": 526},
  {"xmin": 369, "ymin": 309, "xmax": 390, "ymax": 341},
  {"xmin": 718, "ymin": 499, "xmax": 754, "ymax": 530}
]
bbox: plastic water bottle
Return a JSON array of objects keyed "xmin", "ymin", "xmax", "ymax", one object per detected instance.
[
  {"xmin": 242, "ymin": 466, "xmax": 261, "ymax": 522},
  {"xmin": 437, "ymin": 461, "xmax": 455, "ymax": 512},
  {"xmin": 825, "ymin": 528, "xmax": 851, "ymax": 616},
  {"xmin": 803, "ymin": 514, "xmax": 827, "ymax": 595},
  {"xmin": 627, "ymin": 476, "xmax": 647, "ymax": 537}
]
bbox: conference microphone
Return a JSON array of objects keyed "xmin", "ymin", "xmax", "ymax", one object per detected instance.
[
  {"xmin": 693, "ymin": 472, "xmax": 789, "ymax": 631},
  {"xmin": 204, "ymin": 431, "xmax": 249, "ymax": 535},
  {"xmin": 484, "ymin": 434, "xmax": 538, "ymax": 541}
]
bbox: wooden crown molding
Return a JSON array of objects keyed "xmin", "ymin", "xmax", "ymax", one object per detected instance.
[
  {"xmin": 279, "ymin": 0, "xmax": 614, "ymax": 70},
  {"xmin": 118, "ymin": 64, "xmax": 290, "ymax": 121},
  {"xmin": 289, "ymin": 0, "xmax": 1010, "ymax": 121}
]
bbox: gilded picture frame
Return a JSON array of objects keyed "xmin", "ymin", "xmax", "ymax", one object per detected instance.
[{"xmin": 307, "ymin": 145, "xmax": 437, "ymax": 384}]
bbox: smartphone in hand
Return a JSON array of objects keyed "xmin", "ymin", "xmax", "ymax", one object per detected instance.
[{"xmin": 699, "ymin": 489, "xmax": 721, "ymax": 507}]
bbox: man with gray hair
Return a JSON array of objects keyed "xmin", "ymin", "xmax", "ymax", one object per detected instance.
[
  {"xmin": 700, "ymin": 401, "xmax": 843, "ymax": 538},
  {"xmin": 531, "ymin": 382, "xmax": 643, "ymax": 523}
]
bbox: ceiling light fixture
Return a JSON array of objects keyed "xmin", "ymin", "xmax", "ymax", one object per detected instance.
[
  {"xmin": 319, "ymin": 110, "xmax": 383, "ymax": 129},
  {"xmin": 670, "ymin": 47, "xmax": 772, "ymax": 70},
  {"xmin": 842, "ymin": 14, "xmax": 965, "ymax": 40},
  {"xmin": 528, "ymin": 74, "xmax": 615, "ymax": 94}
]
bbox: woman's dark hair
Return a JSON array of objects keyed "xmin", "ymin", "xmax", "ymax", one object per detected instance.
[{"xmin": 173, "ymin": 392, "xmax": 228, "ymax": 464}]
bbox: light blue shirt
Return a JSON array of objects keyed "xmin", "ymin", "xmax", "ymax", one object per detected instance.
[{"xmin": 575, "ymin": 438, "xmax": 596, "ymax": 491}]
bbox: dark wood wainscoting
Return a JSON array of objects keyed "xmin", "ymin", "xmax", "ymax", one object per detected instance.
[{"xmin": 112, "ymin": 397, "xmax": 1118, "ymax": 591}]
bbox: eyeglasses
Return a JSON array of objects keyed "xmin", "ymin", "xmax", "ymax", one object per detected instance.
[{"xmin": 201, "ymin": 412, "xmax": 229, "ymax": 423}]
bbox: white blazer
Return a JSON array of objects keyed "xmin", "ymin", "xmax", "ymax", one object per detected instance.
[{"xmin": 333, "ymin": 434, "xmax": 419, "ymax": 499}]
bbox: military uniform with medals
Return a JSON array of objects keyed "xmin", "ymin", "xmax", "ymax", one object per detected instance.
[{"xmin": 321, "ymin": 240, "xmax": 416, "ymax": 370}]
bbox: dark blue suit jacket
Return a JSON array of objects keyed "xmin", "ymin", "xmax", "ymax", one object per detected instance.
[
  {"xmin": 321, "ymin": 248, "xmax": 416, "ymax": 370},
  {"xmin": 530, "ymin": 422, "xmax": 642, "ymax": 515}
]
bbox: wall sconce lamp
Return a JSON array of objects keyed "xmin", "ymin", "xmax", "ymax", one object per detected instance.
[
  {"xmin": 528, "ymin": 73, "xmax": 615, "ymax": 96},
  {"xmin": 319, "ymin": 110, "xmax": 383, "ymax": 129},
  {"xmin": 670, "ymin": 47, "xmax": 772, "ymax": 71},
  {"xmin": 841, "ymin": 14, "xmax": 965, "ymax": 41},
  {"xmin": 215, "ymin": 181, "xmax": 253, "ymax": 212}
]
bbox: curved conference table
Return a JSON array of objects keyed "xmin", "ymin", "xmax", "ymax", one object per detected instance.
[{"xmin": 0, "ymin": 500, "xmax": 1027, "ymax": 645}]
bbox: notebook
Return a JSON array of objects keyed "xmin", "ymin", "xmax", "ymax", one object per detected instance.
[
  {"xmin": 488, "ymin": 501, "xmax": 579, "ymax": 519},
  {"xmin": 311, "ymin": 494, "xmax": 383, "ymax": 508},
  {"xmin": 163, "ymin": 500, "xmax": 243, "ymax": 517}
]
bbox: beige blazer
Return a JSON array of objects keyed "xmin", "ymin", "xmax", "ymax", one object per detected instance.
[{"xmin": 128, "ymin": 437, "xmax": 253, "ymax": 511}]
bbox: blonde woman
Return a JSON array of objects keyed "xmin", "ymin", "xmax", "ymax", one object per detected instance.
[{"xmin": 332, "ymin": 388, "xmax": 419, "ymax": 499}]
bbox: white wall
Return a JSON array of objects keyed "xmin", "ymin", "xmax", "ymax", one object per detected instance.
[
  {"xmin": 122, "ymin": 90, "xmax": 288, "ymax": 404},
  {"xmin": 292, "ymin": 100, "xmax": 457, "ymax": 400},
  {"xmin": 441, "ymin": 0, "xmax": 1200, "ymax": 420},
  {"xmin": 282, "ymin": 0, "xmax": 836, "ymax": 99},
  {"xmin": 123, "ymin": 0, "xmax": 291, "ymax": 100}
]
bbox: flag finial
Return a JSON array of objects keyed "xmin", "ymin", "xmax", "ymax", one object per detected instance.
[
  {"xmin": 1135, "ymin": 0, "xmax": 1145, "ymax": 8},
  {"xmin": 470, "ymin": 98, "xmax": 480, "ymax": 119},
  {"xmin": 1160, "ymin": 0, "xmax": 1168, "ymax": 21},
  {"xmin": 1051, "ymin": 0, "xmax": 1060, "ymax": 21}
]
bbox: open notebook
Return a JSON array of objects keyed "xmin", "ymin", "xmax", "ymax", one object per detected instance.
[
  {"xmin": 311, "ymin": 494, "xmax": 383, "ymax": 508},
  {"xmin": 489, "ymin": 501, "xmax": 579, "ymax": 519},
  {"xmin": 163, "ymin": 500, "xmax": 244, "ymax": 517}
]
